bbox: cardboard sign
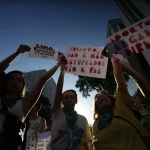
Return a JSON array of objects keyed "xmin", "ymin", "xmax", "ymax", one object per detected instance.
[
  {"xmin": 25, "ymin": 129, "xmax": 51, "ymax": 150},
  {"xmin": 65, "ymin": 47, "xmax": 108, "ymax": 79},
  {"xmin": 29, "ymin": 44, "xmax": 58, "ymax": 60},
  {"xmin": 106, "ymin": 16, "xmax": 150, "ymax": 58}
]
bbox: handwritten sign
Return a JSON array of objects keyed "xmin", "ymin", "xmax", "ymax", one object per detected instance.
[
  {"xmin": 106, "ymin": 16, "xmax": 150, "ymax": 58},
  {"xmin": 25, "ymin": 129, "xmax": 51, "ymax": 150},
  {"xmin": 65, "ymin": 47, "xmax": 108, "ymax": 79},
  {"xmin": 29, "ymin": 44, "xmax": 58, "ymax": 60}
]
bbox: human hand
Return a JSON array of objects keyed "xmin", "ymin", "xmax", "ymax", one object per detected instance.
[
  {"xmin": 102, "ymin": 46, "xmax": 109, "ymax": 57},
  {"xmin": 58, "ymin": 52, "xmax": 68, "ymax": 66},
  {"xmin": 111, "ymin": 54, "xmax": 124, "ymax": 63},
  {"xmin": 16, "ymin": 44, "xmax": 31, "ymax": 54}
]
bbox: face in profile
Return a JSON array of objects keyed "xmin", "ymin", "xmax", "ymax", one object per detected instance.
[
  {"xmin": 62, "ymin": 91, "xmax": 77, "ymax": 108},
  {"xmin": 5, "ymin": 73, "xmax": 24, "ymax": 94},
  {"xmin": 95, "ymin": 92, "xmax": 112, "ymax": 113}
]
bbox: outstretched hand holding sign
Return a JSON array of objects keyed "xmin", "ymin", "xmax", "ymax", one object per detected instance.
[
  {"xmin": 57, "ymin": 52, "xmax": 68, "ymax": 70},
  {"xmin": 0, "ymin": 44, "xmax": 30, "ymax": 74},
  {"xmin": 102, "ymin": 46, "xmax": 123, "ymax": 63},
  {"xmin": 102, "ymin": 46, "xmax": 109, "ymax": 57},
  {"xmin": 57, "ymin": 52, "xmax": 68, "ymax": 64},
  {"xmin": 102, "ymin": 46, "xmax": 150, "ymax": 102},
  {"xmin": 16, "ymin": 44, "xmax": 31, "ymax": 54}
]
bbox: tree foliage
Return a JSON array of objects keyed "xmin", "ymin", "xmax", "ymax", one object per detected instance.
[{"xmin": 75, "ymin": 60, "xmax": 129, "ymax": 97}]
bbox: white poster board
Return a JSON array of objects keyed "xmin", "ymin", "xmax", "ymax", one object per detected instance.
[
  {"xmin": 29, "ymin": 44, "xmax": 58, "ymax": 60},
  {"xmin": 106, "ymin": 16, "xmax": 150, "ymax": 58},
  {"xmin": 65, "ymin": 46, "xmax": 108, "ymax": 79},
  {"xmin": 25, "ymin": 129, "xmax": 51, "ymax": 150}
]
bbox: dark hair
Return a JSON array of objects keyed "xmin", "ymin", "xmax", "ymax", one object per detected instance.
[
  {"xmin": 35, "ymin": 101, "xmax": 42, "ymax": 111},
  {"xmin": 0, "ymin": 70, "xmax": 26, "ymax": 97},
  {"xmin": 93, "ymin": 91, "xmax": 115, "ymax": 120},
  {"xmin": 63, "ymin": 89, "xmax": 77, "ymax": 99}
]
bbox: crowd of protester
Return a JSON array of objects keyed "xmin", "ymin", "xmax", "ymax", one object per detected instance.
[{"xmin": 0, "ymin": 45, "xmax": 150, "ymax": 150}]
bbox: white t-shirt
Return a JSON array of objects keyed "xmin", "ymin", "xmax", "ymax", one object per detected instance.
[
  {"xmin": 50, "ymin": 107, "xmax": 91, "ymax": 150},
  {"xmin": 0, "ymin": 98, "xmax": 24, "ymax": 131}
]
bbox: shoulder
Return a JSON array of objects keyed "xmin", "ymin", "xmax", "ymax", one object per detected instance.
[
  {"xmin": 77, "ymin": 114, "xmax": 86, "ymax": 119},
  {"xmin": 77, "ymin": 114, "xmax": 89, "ymax": 124},
  {"xmin": 13, "ymin": 99, "xmax": 23, "ymax": 110},
  {"xmin": 115, "ymin": 89, "xmax": 134, "ymax": 108},
  {"xmin": 52, "ymin": 106, "xmax": 63, "ymax": 118}
]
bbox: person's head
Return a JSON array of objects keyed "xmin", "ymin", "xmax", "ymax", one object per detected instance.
[
  {"xmin": 62, "ymin": 89, "xmax": 77, "ymax": 109},
  {"xmin": 1, "ymin": 70, "xmax": 26, "ymax": 97},
  {"xmin": 93, "ymin": 91, "xmax": 115, "ymax": 120}
]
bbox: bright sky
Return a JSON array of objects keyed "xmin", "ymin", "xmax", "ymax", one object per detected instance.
[{"xmin": 0, "ymin": 0, "xmax": 137, "ymax": 124}]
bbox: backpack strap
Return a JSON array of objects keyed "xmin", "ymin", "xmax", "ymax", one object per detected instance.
[{"xmin": 114, "ymin": 116, "xmax": 150, "ymax": 149}]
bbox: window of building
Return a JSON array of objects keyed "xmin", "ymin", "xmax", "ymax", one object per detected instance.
[
  {"xmin": 126, "ymin": 0, "xmax": 145, "ymax": 19},
  {"xmin": 111, "ymin": 25, "xmax": 120, "ymax": 33},
  {"xmin": 115, "ymin": 0, "xmax": 137, "ymax": 23},
  {"xmin": 119, "ymin": 24, "xmax": 126, "ymax": 30}
]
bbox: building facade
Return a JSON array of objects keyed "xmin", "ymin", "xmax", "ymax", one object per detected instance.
[
  {"xmin": 24, "ymin": 69, "xmax": 56, "ymax": 105},
  {"xmin": 106, "ymin": 18, "xmax": 126, "ymax": 37},
  {"xmin": 110, "ymin": 0, "xmax": 150, "ymax": 83}
]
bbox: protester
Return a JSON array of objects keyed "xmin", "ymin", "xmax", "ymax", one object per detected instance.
[
  {"xmin": 0, "ymin": 45, "xmax": 64, "ymax": 149},
  {"xmin": 92, "ymin": 48, "xmax": 150, "ymax": 150},
  {"xmin": 29, "ymin": 102, "xmax": 47, "ymax": 132},
  {"xmin": 50, "ymin": 55, "xmax": 91, "ymax": 150}
]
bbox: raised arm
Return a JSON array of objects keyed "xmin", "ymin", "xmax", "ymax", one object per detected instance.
[
  {"xmin": 52, "ymin": 55, "xmax": 67, "ymax": 113},
  {"xmin": 0, "ymin": 44, "xmax": 30, "ymax": 74},
  {"xmin": 22, "ymin": 63, "xmax": 60, "ymax": 119},
  {"xmin": 119, "ymin": 60, "xmax": 150, "ymax": 101},
  {"xmin": 102, "ymin": 47, "xmax": 129, "ymax": 95},
  {"xmin": 112, "ymin": 55, "xmax": 129, "ymax": 95}
]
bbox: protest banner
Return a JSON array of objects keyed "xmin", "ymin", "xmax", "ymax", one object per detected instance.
[
  {"xmin": 106, "ymin": 16, "xmax": 150, "ymax": 58},
  {"xmin": 65, "ymin": 46, "xmax": 108, "ymax": 79},
  {"xmin": 29, "ymin": 44, "xmax": 58, "ymax": 60},
  {"xmin": 25, "ymin": 128, "xmax": 51, "ymax": 150}
]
